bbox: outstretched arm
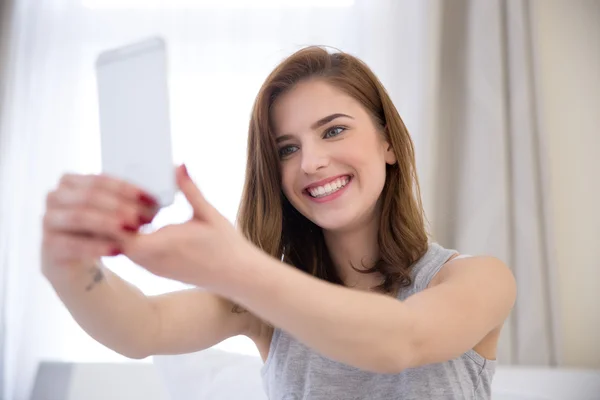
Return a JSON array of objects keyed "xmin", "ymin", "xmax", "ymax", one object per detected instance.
[{"xmin": 218, "ymin": 251, "xmax": 516, "ymax": 374}]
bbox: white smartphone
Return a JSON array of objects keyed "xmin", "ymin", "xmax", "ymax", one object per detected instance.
[{"xmin": 96, "ymin": 37, "xmax": 175, "ymax": 208}]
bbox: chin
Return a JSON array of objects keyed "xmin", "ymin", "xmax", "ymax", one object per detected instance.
[{"xmin": 307, "ymin": 211, "xmax": 359, "ymax": 233}]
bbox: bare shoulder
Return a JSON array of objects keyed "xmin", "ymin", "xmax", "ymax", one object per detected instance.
[
  {"xmin": 427, "ymin": 254, "xmax": 516, "ymax": 360},
  {"xmin": 430, "ymin": 254, "xmax": 516, "ymax": 297}
]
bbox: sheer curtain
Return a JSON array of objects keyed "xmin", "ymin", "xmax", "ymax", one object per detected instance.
[
  {"xmin": 426, "ymin": 0, "xmax": 561, "ymax": 365},
  {"xmin": 0, "ymin": 1, "xmax": 432, "ymax": 399},
  {"xmin": 0, "ymin": 2, "xmax": 17, "ymax": 399}
]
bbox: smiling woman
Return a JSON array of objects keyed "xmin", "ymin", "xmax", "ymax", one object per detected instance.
[
  {"xmin": 229, "ymin": 46, "xmax": 516, "ymax": 399},
  {"xmin": 238, "ymin": 47, "xmax": 429, "ymax": 294}
]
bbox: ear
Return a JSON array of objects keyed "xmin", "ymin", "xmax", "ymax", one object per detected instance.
[
  {"xmin": 382, "ymin": 126, "xmax": 397, "ymax": 165},
  {"xmin": 384, "ymin": 143, "xmax": 397, "ymax": 165}
]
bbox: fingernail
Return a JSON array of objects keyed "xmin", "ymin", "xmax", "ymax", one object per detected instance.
[
  {"xmin": 110, "ymin": 247, "xmax": 122, "ymax": 257},
  {"xmin": 138, "ymin": 215, "xmax": 152, "ymax": 225},
  {"xmin": 181, "ymin": 164, "xmax": 189, "ymax": 178},
  {"xmin": 138, "ymin": 193, "xmax": 158, "ymax": 207},
  {"xmin": 122, "ymin": 223, "xmax": 139, "ymax": 233}
]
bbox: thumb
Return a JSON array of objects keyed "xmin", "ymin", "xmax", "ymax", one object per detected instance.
[{"xmin": 176, "ymin": 164, "xmax": 215, "ymax": 220}]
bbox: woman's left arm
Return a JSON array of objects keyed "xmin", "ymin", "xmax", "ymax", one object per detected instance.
[{"xmin": 217, "ymin": 249, "xmax": 516, "ymax": 374}]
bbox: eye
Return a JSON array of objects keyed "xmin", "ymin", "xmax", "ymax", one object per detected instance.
[
  {"xmin": 323, "ymin": 126, "xmax": 346, "ymax": 139},
  {"xmin": 278, "ymin": 145, "xmax": 298, "ymax": 158}
]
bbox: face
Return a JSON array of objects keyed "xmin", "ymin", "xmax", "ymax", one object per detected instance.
[{"xmin": 271, "ymin": 79, "xmax": 397, "ymax": 232}]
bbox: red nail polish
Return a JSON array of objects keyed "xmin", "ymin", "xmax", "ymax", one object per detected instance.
[
  {"xmin": 138, "ymin": 193, "xmax": 158, "ymax": 207},
  {"xmin": 138, "ymin": 215, "xmax": 152, "ymax": 225},
  {"xmin": 122, "ymin": 223, "xmax": 138, "ymax": 233},
  {"xmin": 110, "ymin": 247, "xmax": 122, "ymax": 257}
]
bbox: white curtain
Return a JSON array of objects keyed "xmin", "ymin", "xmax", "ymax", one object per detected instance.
[
  {"xmin": 426, "ymin": 0, "xmax": 561, "ymax": 366},
  {"xmin": 0, "ymin": 1, "xmax": 433, "ymax": 399},
  {"xmin": 1, "ymin": 1, "xmax": 19, "ymax": 399}
]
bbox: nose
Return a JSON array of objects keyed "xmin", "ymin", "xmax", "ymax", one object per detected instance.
[{"xmin": 300, "ymin": 141, "xmax": 329, "ymax": 175}]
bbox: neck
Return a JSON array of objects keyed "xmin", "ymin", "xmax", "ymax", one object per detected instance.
[{"xmin": 323, "ymin": 210, "xmax": 383, "ymax": 291}]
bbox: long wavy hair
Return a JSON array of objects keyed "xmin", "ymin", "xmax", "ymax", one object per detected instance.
[{"xmin": 235, "ymin": 46, "xmax": 429, "ymax": 309}]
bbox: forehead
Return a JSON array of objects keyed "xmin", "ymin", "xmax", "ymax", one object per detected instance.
[{"xmin": 271, "ymin": 79, "xmax": 366, "ymax": 136}]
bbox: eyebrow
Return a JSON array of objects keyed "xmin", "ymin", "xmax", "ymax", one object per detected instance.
[{"xmin": 275, "ymin": 113, "xmax": 354, "ymax": 144}]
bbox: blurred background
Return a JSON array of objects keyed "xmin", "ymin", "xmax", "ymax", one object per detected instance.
[{"xmin": 0, "ymin": 0, "xmax": 598, "ymax": 399}]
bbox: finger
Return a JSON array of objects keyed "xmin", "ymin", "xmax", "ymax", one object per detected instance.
[
  {"xmin": 44, "ymin": 232, "xmax": 121, "ymax": 262},
  {"xmin": 121, "ymin": 224, "xmax": 180, "ymax": 270},
  {"xmin": 43, "ymin": 207, "xmax": 139, "ymax": 241},
  {"xmin": 56, "ymin": 174, "xmax": 159, "ymax": 223},
  {"xmin": 46, "ymin": 187, "xmax": 141, "ymax": 227},
  {"xmin": 176, "ymin": 164, "xmax": 216, "ymax": 220},
  {"xmin": 59, "ymin": 173, "xmax": 160, "ymax": 210},
  {"xmin": 47, "ymin": 186, "xmax": 158, "ymax": 227}
]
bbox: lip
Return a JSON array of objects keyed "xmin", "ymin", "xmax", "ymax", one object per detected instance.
[
  {"xmin": 303, "ymin": 174, "xmax": 352, "ymax": 191},
  {"xmin": 303, "ymin": 176, "xmax": 352, "ymax": 203}
]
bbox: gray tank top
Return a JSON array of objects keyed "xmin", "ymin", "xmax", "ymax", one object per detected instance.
[{"xmin": 260, "ymin": 242, "xmax": 496, "ymax": 399}]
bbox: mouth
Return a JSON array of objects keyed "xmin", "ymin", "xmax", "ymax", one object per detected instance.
[{"xmin": 304, "ymin": 175, "xmax": 353, "ymax": 199}]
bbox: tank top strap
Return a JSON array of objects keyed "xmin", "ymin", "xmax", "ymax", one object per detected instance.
[{"xmin": 408, "ymin": 242, "xmax": 459, "ymax": 293}]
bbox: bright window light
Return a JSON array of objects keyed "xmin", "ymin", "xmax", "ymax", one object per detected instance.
[{"xmin": 83, "ymin": 0, "xmax": 354, "ymax": 9}]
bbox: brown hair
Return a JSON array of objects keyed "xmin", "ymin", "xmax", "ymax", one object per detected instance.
[{"xmin": 236, "ymin": 46, "xmax": 428, "ymax": 305}]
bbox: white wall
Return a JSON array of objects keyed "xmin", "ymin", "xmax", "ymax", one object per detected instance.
[{"xmin": 531, "ymin": 0, "xmax": 600, "ymax": 368}]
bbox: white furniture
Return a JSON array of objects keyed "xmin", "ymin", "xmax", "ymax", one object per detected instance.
[
  {"xmin": 154, "ymin": 349, "xmax": 267, "ymax": 400},
  {"xmin": 30, "ymin": 362, "xmax": 170, "ymax": 400},
  {"xmin": 491, "ymin": 366, "xmax": 600, "ymax": 400}
]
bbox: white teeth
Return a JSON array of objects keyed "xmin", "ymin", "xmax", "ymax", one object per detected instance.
[{"xmin": 308, "ymin": 176, "xmax": 351, "ymax": 198}]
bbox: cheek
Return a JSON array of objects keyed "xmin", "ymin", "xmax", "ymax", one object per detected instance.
[
  {"xmin": 343, "ymin": 132, "xmax": 385, "ymax": 165},
  {"xmin": 351, "ymin": 148, "xmax": 388, "ymax": 188},
  {"xmin": 280, "ymin": 163, "xmax": 297, "ymax": 199},
  {"xmin": 348, "ymin": 147, "xmax": 382, "ymax": 173}
]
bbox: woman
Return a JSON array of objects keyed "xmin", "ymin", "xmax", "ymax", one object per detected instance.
[{"xmin": 42, "ymin": 46, "xmax": 516, "ymax": 399}]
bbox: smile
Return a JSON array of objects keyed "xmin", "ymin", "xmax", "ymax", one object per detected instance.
[{"xmin": 304, "ymin": 175, "xmax": 352, "ymax": 199}]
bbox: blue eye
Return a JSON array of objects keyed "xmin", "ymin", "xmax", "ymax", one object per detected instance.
[
  {"xmin": 278, "ymin": 145, "xmax": 298, "ymax": 158},
  {"xmin": 324, "ymin": 126, "xmax": 346, "ymax": 139}
]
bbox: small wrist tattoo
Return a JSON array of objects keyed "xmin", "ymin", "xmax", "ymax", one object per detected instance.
[{"xmin": 85, "ymin": 262, "xmax": 105, "ymax": 292}]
